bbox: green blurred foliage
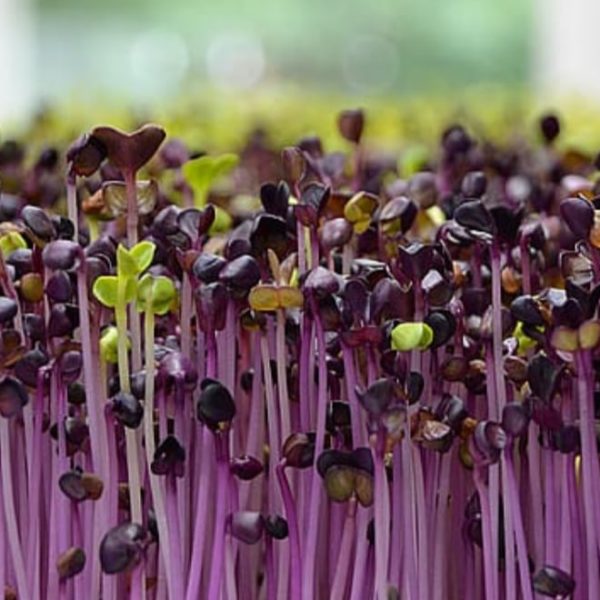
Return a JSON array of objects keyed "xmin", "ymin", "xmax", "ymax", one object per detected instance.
[
  {"xmin": 38, "ymin": 0, "xmax": 531, "ymax": 94},
  {"xmin": 22, "ymin": 86, "xmax": 600, "ymax": 157}
]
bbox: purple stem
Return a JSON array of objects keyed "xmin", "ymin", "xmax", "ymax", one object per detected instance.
[
  {"xmin": 330, "ymin": 500, "xmax": 357, "ymax": 600},
  {"xmin": 349, "ymin": 509, "xmax": 371, "ymax": 600},
  {"xmin": 473, "ymin": 466, "xmax": 498, "ymax": 600},
  {"xmin": 341, "ymin": 343, "xmax": 365, "ymax": 447},
  {"xmin": 401, "ymin": 420, "xmax": 418, "ymax": 600},
  {"xmin": 76, "ymin": 260, "xmax": 110, "ymax": 599},
  {"xmin": 575, "ymin": 350, "xmax": 600, "ymax": 599},
  {"xmin": 432, "ymin": 451, "xmax": 452, "ymax": 600},
  {"xmin": 543, "ymin": 448, "xmax": 558, "ymax": 565},
  {"xmin": 372, "ymin": 432, "xmax": 390, "ymax": 599},
  {"xmin": 165, "ymin": 475, "xmax": 184, "ymax": 600},
  {"xmin": 26, "ymin": 368, "xmax": 47, "ymax": 600},
  {"xmin": 298, "ymin": 314, "xmax": 313, "ymax": 432},
  {"xmin": 207, "ymin": 434, "xmax": 231, "ymax": 600},
  {"xmin": 185, "ymin": 330, "xmax": 217, "ymax": 600},
  {"xmin": 276, "ymin": 463, "xmax": 302, "ymax": 600},
  {"xmin": 0, "ymin": 417, "xmax": 29, "ymax": 599},
  {"xmin": 390, "ymin": 443, "xmax": 403, "ymax": 589},
  {"xmin": 301, "ymin": 312, "xmax": 328, "ymax": 600},
  {"xmin": 558, "ymin": 455, "xmax": 573, "ymax": 571},
  {"xmin": 504, "ymin": 443, "xmax": 534, "ymax": 600},
  {"xmin": 265, "ymin": 537, "xmax": 277, "ymax": 600},
  {"xmin": 526, "ymin": 421, "xmax": 544, "ymax": 566}
]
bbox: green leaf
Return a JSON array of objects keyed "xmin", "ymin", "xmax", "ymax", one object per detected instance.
[
  {"xmin": 151, "ymin": 276, "xmax": 176, "ymax": 314},
  {"xmin": 99, "ymin": 326, "xmax": 120, "ymax": 364},
  {"xmin": 116, "ymin": 244, "xmax": 138, "ymax": 278},
  {"xmin": 0, "ymin": 232, "xmax": 27, "ymax": 257},
  {"xmin": 137, "ymin": 273, "xmax": 153, "ymax": 310},
  {"xmin": 93, "ymin": 276, "xmax": 119, "ymax": 308},
  {"xmin": 390, "ymin": 322, "xmax": 433, "ymax": 352},
  {"xmin": 212, "ymin": 153, "xmax": 239, "ymax": 180},
  {"xmin": 130, "ymin": 241, "xmax": 156, "ymax": 273},
  {"xmin": 183, "ymin": 153, "xmax": 239, "ymax": 207},
  {"xmin": 137, "ymin": 274, "xmax": 176, "ymax": 315},
  {"xmin": 513, "ymin": 321, "xmax": 539, "ymax": 355}
]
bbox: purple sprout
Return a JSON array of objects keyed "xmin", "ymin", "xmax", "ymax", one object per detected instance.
[{"xmin": 0, "ymin": 111, "xmax": 597, "ymax": 600}]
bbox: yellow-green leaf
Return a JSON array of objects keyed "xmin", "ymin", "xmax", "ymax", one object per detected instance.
[
  {"xmin": 130, "ymin": 241, "xmax": 156, "ymax": 273},
  {"xmin": 137, "ymin": 274, "xmax": 176, "ymax": 315},
  {"xmin": 116, "ymin": 245, "xmax": 138, "ymax": 278},
  {"xmin": 0, "ymin": 232, "xmax": 27, "ymax": 257},
  {"xmin": 390, "ymin": 322, "xmax": 433, "ymax": 352},
  {"xmin": 151, "ymin": 276, "xmax": 176, "ymax": 315},
  {"xmin": 248, "ymin": 285, "xmax": 280, "ymax": 312},
  {"xmin": 550, "ymin": 326, "xmax": 579, "ymax": 353},
  {"xmin": 344, "ymin": 192, "xmax": 378, "ymax": 223},
  {"xmin": 278, "ymin": 286, "xmax": 304, "ymax": 309},
  {"xmin": 183, "ymin": 153, "xmax": 239, "ymax": 207},
  {"xmin": 513, "ymin": 321, "xmax": 539, "ymax": 355},
  {"xmin": 93, "ymin": 275, "xmax": 119, "ymax": 308},
  {"xmin": 353, "ymin": 218, "xmax": 372, "ymax": 234},
  {"xmin": 579, "ymin": 320, "xmax": 600, "ymax": 350},
  {"xmin": 99, "ymin": 326, "xmax": 120, "ymax": 364}
]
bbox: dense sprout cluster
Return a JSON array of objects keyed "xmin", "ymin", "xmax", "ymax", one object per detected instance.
[{"xmin": 0, "ymin": 110, "xmax": 596, "ymax": 599}]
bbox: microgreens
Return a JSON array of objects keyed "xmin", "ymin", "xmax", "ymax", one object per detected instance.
[{"xmin": 0, "ymin": 110, "xmax": 597, "ymax": 600}]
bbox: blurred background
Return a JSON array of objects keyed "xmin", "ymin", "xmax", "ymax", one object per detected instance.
[{"xmin": 1, "ymin": 0, "xmax": 599, "ymax": 142}]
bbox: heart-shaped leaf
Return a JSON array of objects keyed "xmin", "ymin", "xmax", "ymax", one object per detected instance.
[{"xmin": 91, "ymin": 124, "xmax": 166, "ymax": 173}]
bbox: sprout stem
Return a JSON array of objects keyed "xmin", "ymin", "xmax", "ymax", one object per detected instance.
[
  {"xmin": 504, "ymin": 443, "xmax": 533, "ymax": 600},
  {"xmin": 276, "ymin": 462, "xmax": 302, "ymax": 599},
  {"xmin": 66, "ymin": 172, "xmax": 79, "ymax": 243},
  {"xmin": 77, "ymin": 261, "xmax": 110, "ymax": 600},
  {"xmin": 276, "ymin": 309, "xmax": 291, "ymax": 443},
  {"xmin": 372, "ymin": 433, "xmax": 390, "ymax": 600},
  {"xmin": 473, "ymin": 466, "xmax": 498, "ymax": 600},
  {"xmin": 0, "ymin": 418, "xmax": 29, "ymax": 599},
  {"xmin": 331, "ymin": 499, "xmax": 357, "ymax": 600},
  {"xmin": 143, "ymin": 309, "xmax": 175, "ymax": 598},
  {"xmin": 185, "ymin": 331, "xmax": 217, "ymax": 600},
  {"xmin": 302, "ymin": 313, "xmax": 328, "ymax": 600},
  {"xmin": 207, "ymin": 434, "xmax": 230, "ymax": 600},
  {"xmin": 575, "ymin": 350, "xmax": 600, "ymax": 599}
]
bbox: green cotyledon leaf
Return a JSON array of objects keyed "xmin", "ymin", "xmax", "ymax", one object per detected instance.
[
  {"xmin": 137, "ymin": 274, "xmax": 176, "ymax": 315},
  {"xmin": 390, "ymin": 322, "xmax": 433, "ymax": 352},
  {"xmin": 183, "ymin": 153, "xmax": 239, "ymax": 207},
  {"xmin": 129, "ymin": 240, "xmax": 156, "ymax": 273},
  {"xmin": 93, "ymin": 275, "xmax": 136, "ymax": 308}
]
